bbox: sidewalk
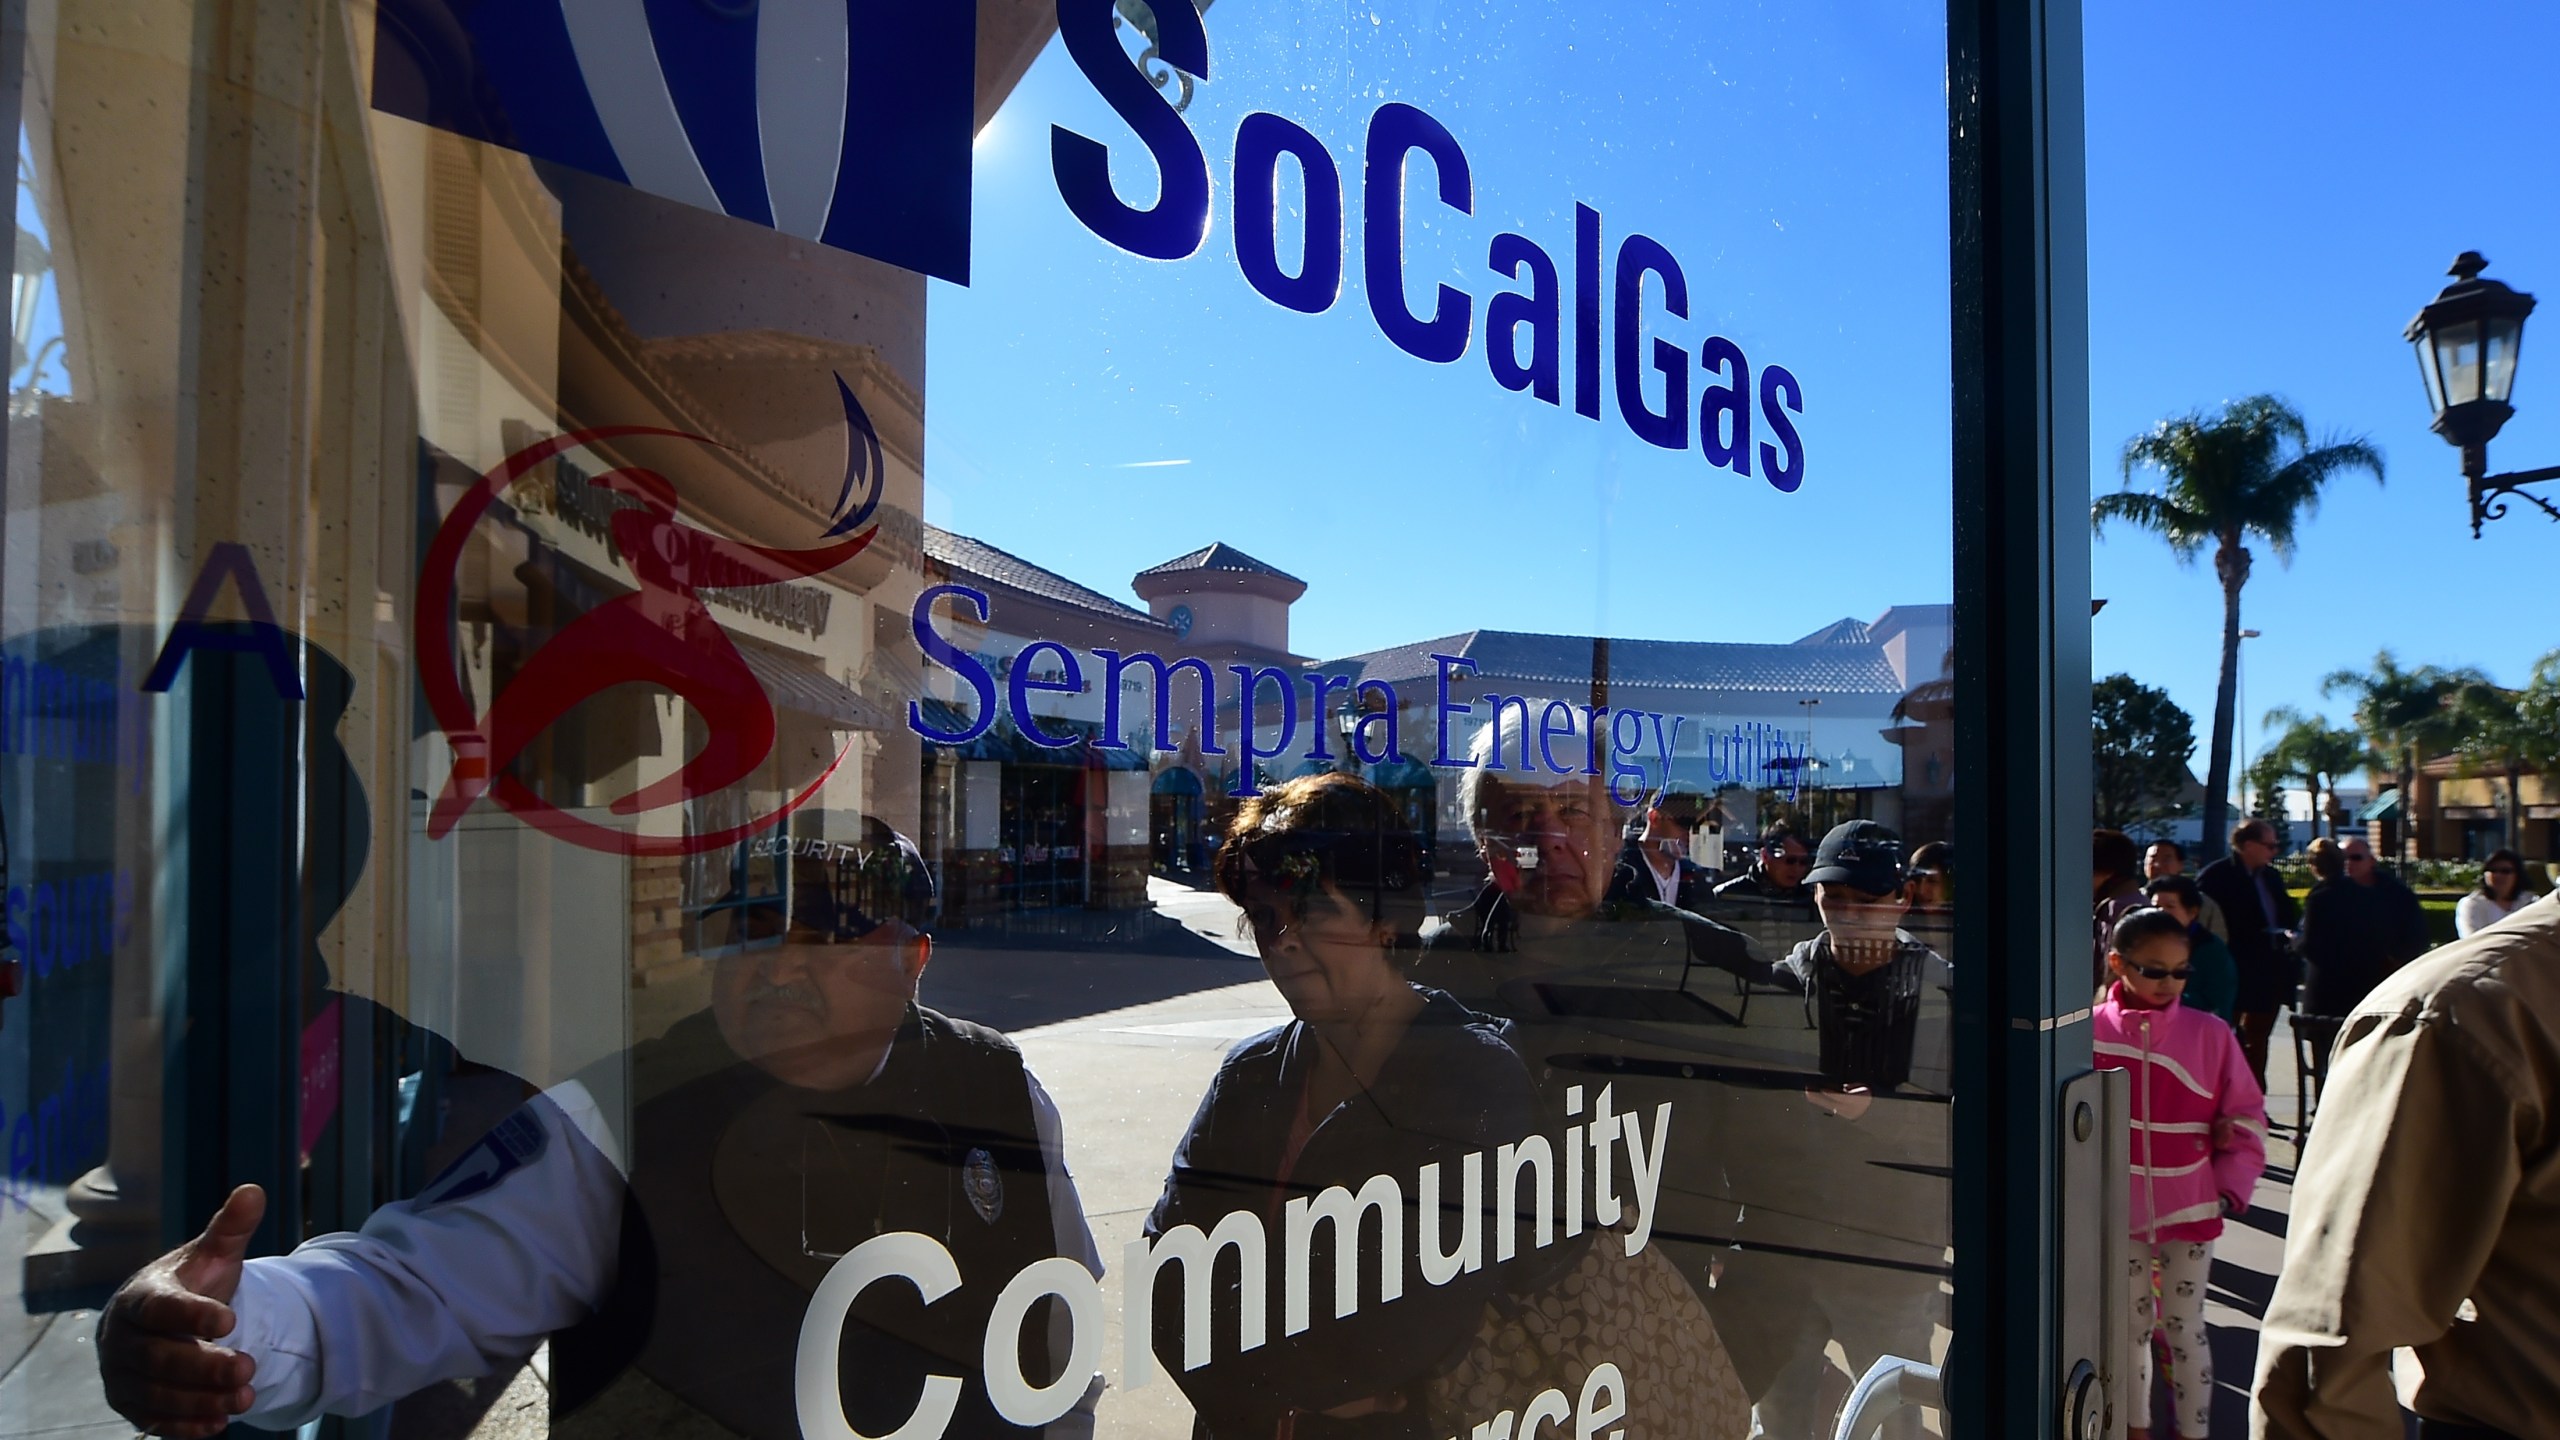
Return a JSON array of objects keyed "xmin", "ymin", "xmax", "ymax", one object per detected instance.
[{"xmin": 2180, "ymin": 1010, "xmax": 2309, "ymax": 1438}]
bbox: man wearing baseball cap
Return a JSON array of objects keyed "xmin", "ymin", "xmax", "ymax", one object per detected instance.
[
  {"xmin": 1764, "ymin": 820, "xmax": 1952, "ymax": 1095},
  {"xmin": 1708, "ymin": 819, "xmax": 1955, "ymax": 1440},
  {"xmin": 97, "ymin": 814, "xmax": 1104, "ymax": 1440}
]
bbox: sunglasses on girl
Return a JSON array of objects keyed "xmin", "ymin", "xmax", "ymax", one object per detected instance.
[{"xmin": 2128, "ymin": 963, "xmax": 2193, "ymax": 983}]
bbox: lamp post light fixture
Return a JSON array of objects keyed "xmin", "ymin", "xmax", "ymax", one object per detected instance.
[
  {"xmin": 2406, "ymin": 251, "xmax": 2560, "ymax": 535},
  {"xmin": 11, "ymin": 225, "xmax": 48, "ymax": 387}
]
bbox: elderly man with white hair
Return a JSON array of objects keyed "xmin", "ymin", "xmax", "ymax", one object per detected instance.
[{"xmin": 1416, "ymin": 704, "xmax": 1955, "ymax": 1440}]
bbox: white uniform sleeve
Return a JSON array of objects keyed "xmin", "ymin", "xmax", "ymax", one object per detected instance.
[
  {"xmin": 1024, "ymin": 1065, "xmax": 1104, "ymax": 1440},
  {"xmin": 225, "ymin": 1080, "xmax": 627, "ymax": 1429}
]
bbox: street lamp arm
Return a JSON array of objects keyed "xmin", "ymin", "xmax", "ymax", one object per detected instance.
[{"xmin": 2469, "ymin": 464, "xmax": 2560, "ymax": 537}]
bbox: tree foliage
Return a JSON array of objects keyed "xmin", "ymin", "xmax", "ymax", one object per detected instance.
[
  {"xmin": 2322, "ymin": 650, "xmax": 2488, "ymax": 864},
  {"xmin": 2093, "ymin": 673, "xmax": 2196, "ymax": 830},
  {"xmin": 2449, "ymin": 651, "xmax": 2560, "ymax": 849},
  {"xmin": 2245, "ymin": 749, "xmax": 2293, "ymax": 824},
  {"xmin": 2261, "ymin": 706, "xmax": 2369, "ymax": 838},
  {"xmin": 2521, "ymin": 652, "xmax": 2560, "ymax": 775},
  {"xmin": 2095, "ymin": 394, "xmax": 2383, "ymax": 857}
]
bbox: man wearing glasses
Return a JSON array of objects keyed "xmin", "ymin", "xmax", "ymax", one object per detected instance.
[
  {"xmin": 2298, "ymin": 837, "xmax": 2431, "ymax": 1075},
  {"xmin": 1705, "ymin": 821, "xmax": 1822, "ymax": 962},
  {"xmin": 2195, "ymin": 819, "xmax": 2303, "ymax": 1086},
  {"xmin": 1608, "ymin": 780, "xmax": 1723, "ymax": 913},
  {"xmin": 1423, "ymin": 714, "xmax": 1947, "ymax": 1440},
  {"xmin": 96, "ymin": 816, "xmax": 1103, "ymax": 1440}
]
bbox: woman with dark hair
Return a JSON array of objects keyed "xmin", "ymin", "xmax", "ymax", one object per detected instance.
[
  {"xmin": 2092, "ymin": 828, "xmax": 2147, "ymax": 992},
  {"xmin": 2296, "ymin": 840, "xmax": 2352, "ymax": 1018},
  {"xmin": 2458, "ymin": 848, "xmax": 2540, "ymax": 937},
  {"xmin": 1141, "ymin": 773, "xmax": 1536, "ymax": 1438}
]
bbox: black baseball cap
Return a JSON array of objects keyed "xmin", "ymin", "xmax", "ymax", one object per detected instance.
[
  {"xmin": 784, "ymin": 815, "xmax": 939, "ymax": 941},
  {"xmin": 1806, "ymin": 819, "xmax": 1906, "ymax": 894}
]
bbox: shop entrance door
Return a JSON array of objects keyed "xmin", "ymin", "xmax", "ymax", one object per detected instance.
[{"xmin": 0, "ymin": 0, "xmax": 2105, "ymax": 1435}]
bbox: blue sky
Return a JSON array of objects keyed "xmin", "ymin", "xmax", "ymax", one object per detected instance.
[
  {"xmin": 923, "ymin": 0, "xmax": 2559, "ymax": 791},
  {"xmin": 924, "ymin": 0, "xmax": 1951, "ymax": 662},
  {"xmin": 2087, "ymin": 1, "xmax": 2560, "ymax": 784}
]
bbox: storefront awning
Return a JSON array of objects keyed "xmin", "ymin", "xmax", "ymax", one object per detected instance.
[
  {"xmin": 736, "ymin": 644, "xmax": 897, "ymax": 731},
  {"xmin": 2356, "ymin": 789, "xmax": 2401, "ymax": 822},
  {"xmin": 913, "ymin": 704, "xmax": 1150, "ymax": 766}
]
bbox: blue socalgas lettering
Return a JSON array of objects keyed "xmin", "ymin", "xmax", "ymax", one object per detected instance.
[
  {"xmin": 418, "ymin": 1108, "xmax": 550, "ymax": 1208},
  {"xmin": 1052, "ymin": 0, "xmax": 1210, "ymax": 260},
  {"xmin": 1051, "ymin": 6, "xmax": 1813, "ymax": 491},
  {"xmin": 370, "ymin": 0, "xmax": 978, "ymax": 282}
]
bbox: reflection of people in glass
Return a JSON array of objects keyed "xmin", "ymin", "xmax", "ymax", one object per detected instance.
[
  {"xmin": 1734, "ymin": 820, "xmax": 1949, "ymax": 1439},
  {"xmin": 1578, "ymin": 809, "xmax": 1951, "ymax": 1440},
  {"xmin": 1606, "ymin": 780, "xmax": 1722, "ymax": 911},
  {"xmin": 96, "ymin": 818, "xmax": 1102, "ymax": 1439},
  {"xmin": 1143, "ymin": 774, "xmax": 1535, "ymax": 1438},
  {"xmin": 1710, "ymin": 821, "xmax": 1815, "ymax": 905},
  {"xmin": 1704, "ymin": 821, "xmax": 1822, "ymax": 959},
  {"xmin": 1407, "ymin": 712, "xmax": 1774, "ymax": 1430},
  {"xmin": 1767, "ymin": 822, "xmax": 1953, "ymax": 1104},
  {"xmin": 1901, "ymin": 838, "xmax": 1954, "ymax": 958}
]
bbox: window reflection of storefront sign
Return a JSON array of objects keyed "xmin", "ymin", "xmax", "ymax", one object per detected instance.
[
  {"xmin": 0, "ymin": 654, "xmax": 125, "ymax": 763},
  {"xmin": 416, "ymin": 421, "xmax": 880, "ymax": 856},
  {"xmin": 907, "ymin": 583, "xmax": 1809, "ymax": 805},
  {"xmin": 552, "ymin": 457, "xmax": 835, "ymax": 638}
]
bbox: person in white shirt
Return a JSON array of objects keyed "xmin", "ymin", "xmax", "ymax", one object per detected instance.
[
  {"xmin": 95, "ymin": 820, "xmax": 1101, "ymax": 1440},
  {"xmin": 1607, "ymin": 780, "xmax": 1721, "ymax": 912},
  {"xmin": 2454, "ymin": 847, "xmax": 2539, "ymax": 938}
]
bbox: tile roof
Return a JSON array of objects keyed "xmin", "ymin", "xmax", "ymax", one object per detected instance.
[
  {"xmin": 921, "ymin": 524, "xmax": 1170, "ymax": 629},
  {"xmin": 1134, "ymin": 542, "xmax": 1304, "ymax": 585},
  {"xmin": 1317, "ymin": 628, "xmax": 1906, "ymax": 697},
  {"xmin": 1795, "ymin": 617, "xmax": 1873, "ymax": 646}
]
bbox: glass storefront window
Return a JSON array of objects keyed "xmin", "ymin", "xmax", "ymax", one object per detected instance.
[{"xmin": 0, "ymin": 1, "xmax": 2032, "ymax": 1437}]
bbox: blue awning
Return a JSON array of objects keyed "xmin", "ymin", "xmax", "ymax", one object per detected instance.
[{"xmin": 2355, "ymin": 789, "xmax": 2401, "ymax": 822}]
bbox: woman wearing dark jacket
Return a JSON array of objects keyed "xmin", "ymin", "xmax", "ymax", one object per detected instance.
[
  {"xmin": 2295, "ymin": 839, "xmax": 2354, "ymax": 1011},
  {"xmin": 1143, "ymin": 774, "xmax": 1536, "ymax": 1439},
  {"xmin": 2300, "ymin": 837, "xmax": 2428, "ymax": 1018}
]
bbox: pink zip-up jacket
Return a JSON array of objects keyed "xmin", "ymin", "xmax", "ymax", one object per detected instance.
[{"xmin": 2093, "ymin": 983, "xmax": 2268, "ymax": 1244}]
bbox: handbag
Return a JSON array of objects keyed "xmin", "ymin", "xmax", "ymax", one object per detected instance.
[{"xmin": 1424, "ymin": 1225, "xmax": 1751, "ymax": 1439}]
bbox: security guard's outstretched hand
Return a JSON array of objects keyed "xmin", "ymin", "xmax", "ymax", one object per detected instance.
[{"xmin": 98, "ymin": 1184, "xmax": 265, "ymax": 1437}]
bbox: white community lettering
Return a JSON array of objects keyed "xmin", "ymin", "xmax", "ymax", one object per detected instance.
[
  {"xmin": 795, "ymin": 1091, "xmax": 1675, "ymax": 1440},
  {"xmin": 1457, "ymin": 1362, "xmax": 1631, "ymax": 1440}
]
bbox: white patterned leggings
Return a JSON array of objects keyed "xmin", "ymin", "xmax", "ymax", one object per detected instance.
[{"xmin": 2129, "ymin": 1241, "xmax": 2215, "ymax": 1437}]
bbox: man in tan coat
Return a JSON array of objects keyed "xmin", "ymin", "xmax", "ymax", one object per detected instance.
[{"xmin": 2252, "ymin": 891, "xmax": 2560, "ymax": 1440}]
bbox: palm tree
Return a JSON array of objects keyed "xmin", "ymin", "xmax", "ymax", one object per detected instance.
[
  {"xmin": 2244, "ymin": 749, "xmax": 2292, "ymax": 826},
  {"xmin": 2450, "ymin": 654, "xmax": 2560, "ymax": 849},
  {"xmin": 2261, "ymin": 706, "xmax": 2369, "ymax": 839},
  {"xmin": 2094, "ymin": 395, "xmax": 2385, "ymax": 857},
  {"xmin": 2321, "ymin": 651, "xmax": 2488, "ymax": 866}
]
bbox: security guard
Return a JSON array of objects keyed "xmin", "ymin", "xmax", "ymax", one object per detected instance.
[{"xmin": 96, "ymin": 818, "xmax": 1101, "ymax": 1439}]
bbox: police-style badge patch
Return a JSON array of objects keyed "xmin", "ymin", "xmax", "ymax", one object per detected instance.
[
  {"xmin": 962, "ymin": 1147, "xmax": 1004, "ymax": 1224},
  {"xmin": 418, "ymin": 1108, "xmax": 547, "ymax": 1207}
]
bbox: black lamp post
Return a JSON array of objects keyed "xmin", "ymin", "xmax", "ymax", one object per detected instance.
[{"xmin": 2406, "ymin": 251, "xmax": 2558, "ymax": 535}]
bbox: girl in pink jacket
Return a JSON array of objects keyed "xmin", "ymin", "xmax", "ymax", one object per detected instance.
[{"xmin": 2095, "ymin": 908, "xmax": 2268, "ymax": 1440}]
